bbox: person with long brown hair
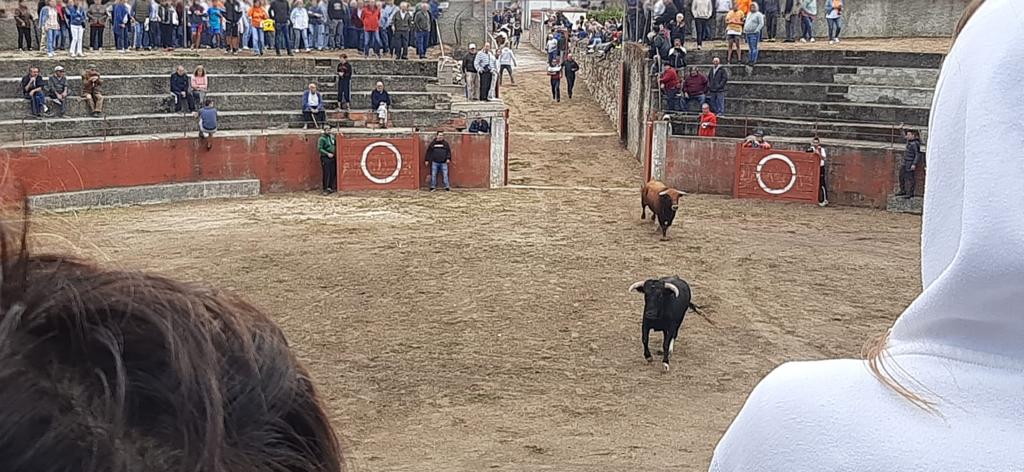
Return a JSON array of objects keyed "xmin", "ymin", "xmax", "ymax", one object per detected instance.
[
  {"xmin": 708, "ymin": 1, "xmax": 1024, "ymax": 470},
  {"xmin": 0, "ymin": 213, "xmax": 343, "ymax": 471}
]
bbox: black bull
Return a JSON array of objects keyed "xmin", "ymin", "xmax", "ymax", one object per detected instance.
[{"xmin": 629, "ymin": 276, "xmax": 711, "ymax": 371}]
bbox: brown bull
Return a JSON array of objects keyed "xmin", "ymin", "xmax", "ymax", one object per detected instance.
[{"xmin": 641, "ymin": 180, "xmax": 686, "ymax": 239}]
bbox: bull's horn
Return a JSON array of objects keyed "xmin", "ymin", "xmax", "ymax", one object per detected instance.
[
  {"xmin": 663, "ymin": 283, "xmax": 680, "ymax": 298},
  {"xmin": 628, "ymin": 281, "xmax": 645, "ymax": 293},
  {"xmin": 658, "ymin": 190, "xmax": 669, "ymax": 196}
]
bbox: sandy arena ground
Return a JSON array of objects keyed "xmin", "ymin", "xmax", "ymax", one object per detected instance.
[{"xmin": 34, "ymin": 47, "xmax": 923, "ymax": 471}]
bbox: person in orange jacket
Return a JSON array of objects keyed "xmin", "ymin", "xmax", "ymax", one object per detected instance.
[
  {"xmin": 698, "ymin": 102, "xmax": 717, "ymax": 137},
  {"xmin": 737, "ymin": 0, "xmax": 751, "ymax": 14}
]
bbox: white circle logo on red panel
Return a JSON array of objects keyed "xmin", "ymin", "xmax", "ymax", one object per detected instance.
[
  {"xmin": 360, "ymin": 142, "xmax": 403, "ymax": 185},
  {"xmin": 755, "ymin": 154, "xmax": 798, "ymax": 195}
]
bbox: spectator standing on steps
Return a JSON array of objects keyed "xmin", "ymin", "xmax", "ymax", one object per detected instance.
[
  {"xmin": 698, "ymin": 102, "xmax": 717, "ymax": 136},
  {"xmin": 132, "ymin": 0, "xmax": 151, "ymax": 50},
  {"xmin": 897, "ymin": 128, "xmax": 923, "ymax": 199},
  {"xmin": 808, "ymin": 137, "xmax": 828, "ymax": 206},
  {"xmin": 21, "ymin": 67, "xmax": 47, "ymax": 118},
  {"xmin": 15, "ymin": 0, "xmax": 34, "ymax": 52},
  {"xmin": 391, "ymin": 2, "xmax": 413, "ymax": 58},
  {"xmin": 782, "ymin": 0, "xmax": 798, "ymax": 42},
  {"xmin": 682, "ymin": 66, "xmax": 707, "ymax": 112},
  {"xmin": 742, "ymin": 2, "xmax": 763, "ymax": 65},
  {"xmin": 198, "ymin": 98, "xmax": 217, "ymax": 150},
  {"xmin": 48, "ymin": 66, "xmax": 69, "ymax": 117},
  {"xmin": 248, "ymin": 0, "xmax": 267, "ymax": 53},
  {"xmin": 40, "ymin": 0, "xmax": 60, "ymax": 57},
  {"xmin": 562, "ymin": 53, "xmax": 579, "ymax": 99},
  {"xmin": 724, "ymin": 3, "xmax": 743, "ymax": 63},
  {"xmin": 474, "ymin": 42, "xmax": 497, "ymax": 101},
  {"xmin": 223, "ymin": 0, "xmax": 243, "ymax": 53},
  {"xmin": 826, "ymin": 0, "xmax": 842, "ymax": 44},
  {"xmin": 360, "ymin": 0, "xmax": 382, "ymax": 57},
  {"xmin": 87, "ymin": 0, "xmax": 107, "ymax": 50},
  {"xmin": 67, "ymin": 0, "xmax": 85, "ymax": 56},
  {"xmin": 424, "ymin": 131, "xmax": 452, "ymax": 192},
  {"xmin": 667, "ymin": 37, "xmax": 687, "ymax": 69},
  {"xmin": 461, "ymin": 43, "xmax": 478, "ymax": 100},
  {"xmin": 170, "ymin": 65, "xmax": 195, "ymax": 113},
  {"xmin": 317, "ymin": 125, "xmax": 337, "ymax": 194},
  {"xmin": 799, "ymin": 0, "xmax": 815, "ymax": 42},
  {"xmin": 547, "ymin": 58, "xmax": 561, "ymax": 102},
  {"xmin": 307, "ymin": 0, "xmax": 326, "ymax": 51},
  {"xmin": 761, "ymin": 0, "xmax": 778, "ymax": 41},
  {"xmin": 714, "ymin": 0, "xmax": 731, "ymax": 40},
  {"xmin": 269, "ymin": 0, "xmax": 293, "ymax": 55},
  {"xmin": 81, "ymin": 64, "xmax": 103, "ymax": 118},
  {"xmin": 289, "ymin": 0, "xmax": 310, "ymax": 52},
  {"xmin": 158, "ymin": 0, "xmax": 177, "ymax": 50},
  {"xmin": 707, "ymin": 56, "xmax": 728, "ymax": 115},
  {"xmin": 336, "ymin": 54, "xmax": 352, "ymax": 109},
  {"xmin": 413, "ymin": 2, "xmax": 430, "ymax": 58},
  {"xmin": 302, "ymin": 83, "xmax": 325, "ymax": 129},
  {"xmin": 691, "ymin": 0, "xmax": 712, "ymax": 50},
  {"xmin": 112, "ymin": 0, "xmax": 131, "ymax": 53},
  {"xmin": 326, "ymin": 0, "xmax": 345, "ymax": 48}
]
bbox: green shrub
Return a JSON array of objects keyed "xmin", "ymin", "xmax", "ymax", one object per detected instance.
[{"xmin": 588, "ymin": 8, "xmax": 624, "ymax": 24}]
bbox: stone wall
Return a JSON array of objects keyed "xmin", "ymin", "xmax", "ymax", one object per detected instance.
[
  {"xmin": 574, "ymin": 46, "xmax": 619, "ymax": 128},
  {"xmin": 575, "ymin": 42, "xmax": 652, "ymax": 162}
]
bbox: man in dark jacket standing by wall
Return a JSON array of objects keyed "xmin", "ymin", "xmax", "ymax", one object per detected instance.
[
  {"xmin": 317, "ymin": 124, "xmax": 337, "ymax": 194},
  {"xmin": 897, "ymin": 128, "xmax": 924, "ymax": 198},
  {"xmin": 424, "ymin": 131, "xmax": 452, "ymax": 191},
  {"xmin": 707, "ymin": 56, "xmax": 728, "ymax": 116}
]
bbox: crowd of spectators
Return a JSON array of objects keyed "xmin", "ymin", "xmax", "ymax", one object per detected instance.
[{"xmin": 10, "ymin": 0, "xmax": 444, "ymax": 57}]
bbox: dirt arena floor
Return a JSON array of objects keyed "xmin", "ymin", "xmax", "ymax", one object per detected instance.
[{"xmin": 34, "ymin": 48, "xmax": 923, "ymax": 471}]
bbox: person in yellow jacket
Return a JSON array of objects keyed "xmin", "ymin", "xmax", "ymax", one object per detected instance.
[{"xmin": 725, "ymin": 5, "xmax": 745, "ymax": 63}]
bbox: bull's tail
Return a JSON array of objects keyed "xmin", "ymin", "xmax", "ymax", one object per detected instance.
[{"xmin": 690, "ymin": 302, "xmax": 714, "ymax": 325}]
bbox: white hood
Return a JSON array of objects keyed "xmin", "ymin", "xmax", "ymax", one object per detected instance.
[{"xmin": 889, "ymin": 0, "xmax": 1024, "ymax": 362}]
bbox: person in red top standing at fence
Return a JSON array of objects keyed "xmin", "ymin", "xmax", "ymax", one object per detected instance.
[{"xmin": 698, "ymin": 102, "xmax": 717, "ymax": 137}]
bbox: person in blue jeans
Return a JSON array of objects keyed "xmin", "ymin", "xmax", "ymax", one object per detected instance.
[
  {"xmin": 424, "ymin": 131, "xmax": 452, "ymax": 192},
  {"xmin": 743, "ymin": 2, "xmax": 764, "ymax": 65},
  {"xmin": 412, "ymin": 2, "xmax": 430, "ymax": 58},
  {"xmin": 20, "ymin": 67, "xmax": 47, "ymax": 118}
]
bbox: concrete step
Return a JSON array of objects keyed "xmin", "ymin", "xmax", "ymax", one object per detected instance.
[
  {"xmin": 729, "ymin": 81, "xmax": 934, "ymax": 107},
  {"xmin": 0, "ymin": 91, "xmax": 450, "ymax": 120},
  {"xmin": 685, "ymin": 49, "xmax": 945, "ymax": 69},
  {"xmin": 887, "ymin": 195, "xmax": 923, "ymax": 214},
  {"xmin": 0, "ymin": 73, "xmax": 435, "ymax": 98},
  {"xmin": 668, "ymin": 114, "xmax": 924, "ymax": 144},
  {"xmin": 0, "ymin": 56, "xmax": 438, "ymax": 79},
  {"xmin": 833, "ymin": 67, "xmax": 940, "ymax": 88},
  {"xmin": 0, "ymin": 109, "xmax": 460, "ymax": 142},
  {"xmin": 723, "ymin": 97, "xmax": 930, "ymax": 127}
]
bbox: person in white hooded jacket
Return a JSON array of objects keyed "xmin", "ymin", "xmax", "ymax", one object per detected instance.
[{"xmin": 709, "ymin": 1, "xmax": 1024, "ymax": 471}]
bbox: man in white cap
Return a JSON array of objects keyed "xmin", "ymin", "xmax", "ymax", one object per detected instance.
[
  {"xmin": 461, "ymin": 43, "xmax": 478, "ymax": 100},
  {"xmin": 47, "ymin": 65, "xmax": 69, "ymax": 117},
  {"xmin": 708, "ymin": 2, "xmax": 1024, "ymax": 471}
]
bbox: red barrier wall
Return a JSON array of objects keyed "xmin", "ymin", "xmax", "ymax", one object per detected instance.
[
  {"xmin": 0, "ymin": 131, "xmax": 494, "ymax": 199},
  {"xmin": 663, "ymin": 136, "xmax": 920, "ymax": 208},
  {"xmin": 0, "ymin": 134, "xmax": 322, "ymax": 199},
  {"xmin": 415, "ymin": 133, "xmax": 493, "ymax": 189},
  {"xmin": 734, "ymin": 148, "xmax": 820, "ymax": 203},
  {"xmin": 338, "ymin": 136, "xmax": 421, "ymax": 191}
]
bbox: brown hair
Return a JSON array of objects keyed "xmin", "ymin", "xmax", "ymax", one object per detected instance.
[
  {"xmin": 866, "ymin": 0, "xmax": 987, "ymax": 414},
  {"xmin": 0, "ymin": 213, "xmax": 342, "ymax": 472}
]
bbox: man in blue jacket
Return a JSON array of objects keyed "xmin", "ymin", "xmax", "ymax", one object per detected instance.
[{"xmin": 170, "ymin": 65, "xmax": 194, "ymax": 113}]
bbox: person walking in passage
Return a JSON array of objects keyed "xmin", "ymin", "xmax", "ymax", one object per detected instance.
[
  {"xmin": 709, "ymin": 4, "xmax": 1024, "ymax": 471},
  {"xmin": 497, "ymin": 44, "xmax": 517, "ymax": 85},
  {"xmin": 547, "ymin": 58, "xmax": 562, "ymax": 102},
  {"xmin": 317, "ymin": 124, "xmax": 337, "ymax": 194},
  {"xmin": 897, "ymin": 128, "xmax": 923, "ymax": 198},
  {"xmin": 425, "ymin": 131, "xmax": 452, "ymax": 191},
  {"xmin": 808, "ymin": 137, "xmax": 828, "ymax": 206},
  {"xmin": 562, "ymin": 53, "xmax": 580, "ymax": 99}
]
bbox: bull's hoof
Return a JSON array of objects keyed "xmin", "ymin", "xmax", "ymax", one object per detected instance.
[
  {"xmin": 645, "ymin": 356, "xmax": 653, "ymax": 363},
  {"xmin": 662, "ymin": 363, "xmax": 671, "ymax": 372}
]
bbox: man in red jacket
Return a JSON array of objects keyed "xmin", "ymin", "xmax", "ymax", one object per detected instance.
[
  {"xmin": 698, "ymin": 103, "xmax": 717, "ymax": 137},
  {"xmin": 361, "ymin": 0, "xmax": 382, "ymax": 57},
  {"xmin": 659, "ymin": 63, "xmax": 681, "ymax": 112},
  {"xmin": 682, "ymin": 66, "xmax": 708, "ymax": 112}
]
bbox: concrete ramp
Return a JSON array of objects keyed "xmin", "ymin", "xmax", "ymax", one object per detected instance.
[{"xmin": 29, "ymin": 180, "xmax": 261, "ymax": 212}]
